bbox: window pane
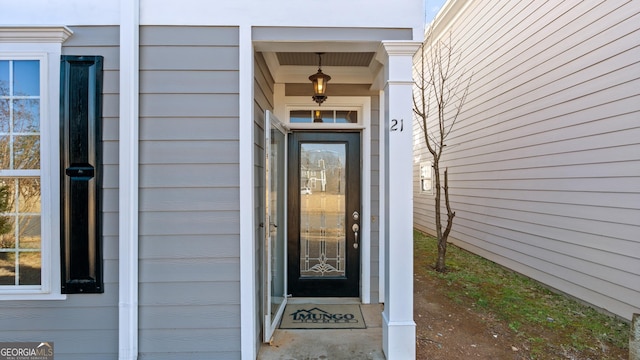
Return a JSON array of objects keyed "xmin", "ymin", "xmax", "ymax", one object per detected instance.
[
  {"xmin": 18, "ymin": 216, "xmax": 40, "ymax": 249},
  {"xmin": 13, "ymin": 136, "xmax": 40, "ymax": 169},
  {"xmin": 0, "ymin": 179, "xmax": 16, "ymax": 249},
  {"xmin": 0, "ymin": 230, "xmax": 16, "ymax": 249},
  {"xmin": 0, "ymin": 252, "xmax": 16, "ymax": 285},
  {"xmin": 18, "ymin": 252, "xmax": 41, "ymax": 285},
  {"xmin": 0, "ymin": 136, "xmax": 9, "ymax": 169},
  {"xmin": 299, "ymin": 143, "xmax": 347, "ymax": 277},
  {"xmin": 18, "ymin": 178, "xmax": 41, "ymax": 213},
  {"xmin": 13, "ymin": 61, "xmax": 40, "ymax": 96},
  {"xmin": 0, "ymin": 61, "xmax": 8, "ymax": 96},
  {"xmin": 290, "ymin": 110, "xmax": 311, "ymax": 123},
  {"xmin": 314, "ymin": 110, "xmax": 332, "ymax": 123},
  {"xmin": 13, "ymin": 99, "xmax": 39, "ymax": 132},
  {"xmin": 335, "ymin": 110, "xmax": 357, "ymax": 123},
  {"xmin": 0, "ymin": 178, "xmax": 16, "ymax": 212},
  {"xmin": 0, "ymin": 99, "xmax": 8, "ymax": 132}
]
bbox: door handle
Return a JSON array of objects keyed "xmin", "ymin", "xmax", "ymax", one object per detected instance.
[{"xmin": 352, "ymin": 223, "xmax": 359, "ymax": 249}]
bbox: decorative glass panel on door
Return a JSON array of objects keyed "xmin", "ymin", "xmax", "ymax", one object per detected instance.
[{"xmin": 299, "ymin": 143, "xmax": 346, "ymax": 277}]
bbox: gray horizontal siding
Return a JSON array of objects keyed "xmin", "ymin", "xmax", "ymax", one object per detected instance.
[
  {"xmin": 140, "ymin": 140, "xmax": 239, "ymax": 164},
  {"xmin": 140, "ymin": 211, "xmax": 239, "ymax": 236},
  {"xmin": 140, "ymin": 26, "xmax": 239, "ymax": 46},
  {"xmin": 140, "ymin": 188, "xmax": 240, "ymax": 211},
  {"xmin": 140, "ymin": 94, "xmax": 239, "ymax": 117},
  {"xmin": 140, "ymin": 164, "xmax": 239, "ymax": 187},
  {"xmin": 140, "ymin": 235, "xmax": 240, "ymax": 259},
  {"xmin": 140, "ymin": 117, "xmax": 239, "ymax": 141},
  {"xmin": 138, "ymin": 329, "xmax": 240, "ymax": 359},
  {"xmin": 138, "ymin": 25, "xmax": 241, "ymax": 358},
  {"xmin": 414, "ymin": 1, "xmax": 640, "ymax": 320},
  {"xmin": 253, "ymin": 51, "xmax": 271, "ymax": 348},
  {"xmin": 140, "ymin": 70, "xmax": 239, "ymax": 93},
  {"xmin": 140, "ymin": 282, "xmax": 239, "ymax": 306},
  {"xmin": 0, "ymin": 26, "xmax": 120, "ymax": 359}
]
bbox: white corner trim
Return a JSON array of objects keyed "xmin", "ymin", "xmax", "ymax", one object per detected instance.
[
  {"xmin": 118, "ymin": 0, "xmax": 140, "ymax": 359},
  {"xmin": 361, "ymin": 97, "xmax": 372, "ymax": 304},
  {"xmin": 0, "ymin": 26, "xmax": 73, "ymax": 43},
  {"xmin": 239, "ymin": 25, "xmax": 257, "ymax": 360}
]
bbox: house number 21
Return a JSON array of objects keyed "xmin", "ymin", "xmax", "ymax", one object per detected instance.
[{"xmin": 390, "ymin": 118, "xmax": 404, "ymax": 132}]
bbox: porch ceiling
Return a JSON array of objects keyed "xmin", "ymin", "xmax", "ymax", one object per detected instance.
[
  {"xmin": 261, "ymin": 51, "xmax": 382, "ymax": 85},
  {"xmin": 276, "ymin": 52, "xmax": 375, "ymax": 67}
]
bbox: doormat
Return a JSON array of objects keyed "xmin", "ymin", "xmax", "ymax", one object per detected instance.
[{"xmin": 280, "ymin": 304, "xmax": 366, "ymax": 329}]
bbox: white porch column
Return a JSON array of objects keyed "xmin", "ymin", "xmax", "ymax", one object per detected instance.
[
  {"xmin": 379, "ymin": 41, "xmax": 420, "ymax": 360},
  {"xmin": 119, "ymin": 0, "xmax": 140, "ymax": 359}
]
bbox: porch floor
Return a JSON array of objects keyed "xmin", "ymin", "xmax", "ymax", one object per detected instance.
[{"xmin": 258, "ymin": 303, "xmax": 385, "ymax": 360}]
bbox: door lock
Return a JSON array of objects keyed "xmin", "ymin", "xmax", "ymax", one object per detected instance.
[
  {"xmin": 352, "ymin": 223, "xmax": 359, "ymax": 249},
  {"xmin": 352, "ymin": 211, "xmax": 359, "ymax": 221}
]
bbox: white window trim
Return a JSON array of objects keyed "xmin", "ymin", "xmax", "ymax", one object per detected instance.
[
  {"xmin": 281, "ymin": 96, "xmax": 368, "ymax": 130},
  {"xmin": 0, "ymin": 26, "xmax": 72, "ymax": 300},
  {"xmin": 420, "ymin": 161, "xmax": 434, "ymax": 194}
]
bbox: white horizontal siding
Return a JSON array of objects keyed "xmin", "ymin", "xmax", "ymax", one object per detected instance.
[
  {"xmin": 415, "ymin": 1, "xmax": 640, "ymax": 320},
  {"xmin": 138, "ymin": 25, "xmax": 241, "ymax": 358}
]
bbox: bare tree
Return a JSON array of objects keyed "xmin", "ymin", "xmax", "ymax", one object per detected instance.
[{"xmin": 413, "ymin": 29, "xmax": 472, "ymax": 272}]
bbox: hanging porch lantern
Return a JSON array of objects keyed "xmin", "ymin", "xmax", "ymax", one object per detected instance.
[{"xmin": 309, "ymin": 53, "xmax": 331, "ymax": 105}]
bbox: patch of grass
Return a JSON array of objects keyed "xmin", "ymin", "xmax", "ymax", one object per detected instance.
[{"xmin": 414, "ymin": 230, "xmax": 630, "ymax": 359}]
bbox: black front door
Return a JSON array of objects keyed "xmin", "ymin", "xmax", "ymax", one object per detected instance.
[{"xmin": 287, "ymin": 132, "xmax": 361, "ymax": 297}]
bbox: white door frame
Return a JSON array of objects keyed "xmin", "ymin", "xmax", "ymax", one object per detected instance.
[
  {"xmin": 263, "ymin": 110, "xmax": 289, "ymax": 342},
  {"xmin": 275, "ymin": 94, "xmax": 372, "ymax": 303}
]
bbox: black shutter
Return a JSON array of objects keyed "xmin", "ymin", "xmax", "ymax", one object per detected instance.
[{"xmin": 60, "ymin": 56, "xmax": 104, "ymax": 294}]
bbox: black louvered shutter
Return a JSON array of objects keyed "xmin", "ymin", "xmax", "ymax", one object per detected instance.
[{"xmin": 60, "ymin": 56, "xmax": 104, "ymax": 294}]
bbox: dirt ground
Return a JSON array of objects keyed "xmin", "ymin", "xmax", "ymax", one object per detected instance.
[
  {"xmin": 414, "ymin": 270, "xmax": 526, "ymax": 360},
  {"xmin": 413, "ymin": 270, "xmax": 629, "ymax": 360}
]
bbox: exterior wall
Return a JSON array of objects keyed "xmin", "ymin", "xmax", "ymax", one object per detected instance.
[
  {"xmin": 0, "ymin": 26, "xmax": 120, "ymax": 359},
  {"xmin": 414, "ymin": 1, "xmax": 640, "ymax": 320},
  {"xmin": 137, "ymin": 26, "xmax": 241, "ymax": 358},
  {"xmin": 2, "ymin": 1, "xmax": 424, "ymax": 358},
  {"xmin": 253, "ymin": 51, "xmax": 274, "ymax": 346}
]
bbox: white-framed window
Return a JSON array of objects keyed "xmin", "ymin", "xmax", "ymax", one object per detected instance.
[
  {"xmin": 281, "ymin": 96, "xmax": 368, "ymax": 131},
  {"xmin": 290, "ymin": 109, "xmax": 358, "ymax": 124},
  {"xmin": 420, "ymin": 161, "xmax": 433, "ymax": 194},
  {"xmin": 0, "ymin": 26, "xmax": 71, "ymax": 299}
]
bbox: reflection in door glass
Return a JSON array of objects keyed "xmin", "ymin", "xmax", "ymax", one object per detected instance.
[{"xmin": 299, "ymin": 143, "xmax": 346, "ymax": 277}]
